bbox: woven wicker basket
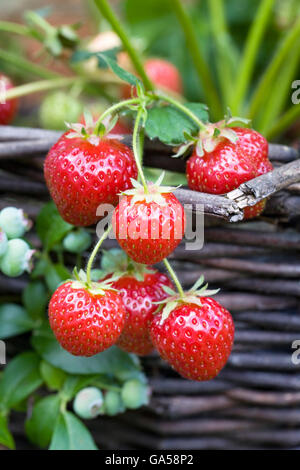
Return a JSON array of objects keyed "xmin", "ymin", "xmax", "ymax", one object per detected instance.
[{"xmin": 1, "ymin": 125, "xmax": 300, "ymax": 450}]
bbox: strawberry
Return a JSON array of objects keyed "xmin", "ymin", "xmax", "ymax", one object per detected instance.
[
  {"xmin": 112, "ymin": 176, "xmax": 186, "ymax": 265},
  {"xmin": 186, "ymin": 124, "xmax": 273, "ymax": 219},
  {"xmin": 99, "ymin": 249, "xmax": 173, "ymax": 355},
  {"xmin": 0, "ymin": 74, "xmax": 18, "ymax": 125},
  {"xmin": 48, "ymin": 272, "xmax": 126, "ymax": 357},
  {"xmin": 122, "ymin": 58, "xmax": 183, "ymax": 99},
  {"xmin": 150, "ymin": 278, "xmax": 234, "ymax": 381},
  {"xmin": 44, "ymin": 122, "xmax": 137, "ymax": 226}
]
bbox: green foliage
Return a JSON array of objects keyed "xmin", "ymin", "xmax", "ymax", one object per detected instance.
[
  {"xmin": 32, "ymin": 323, "xmax": 142, "ymax": 377},
  {"xmin": 36, "ymin": 202, "xmax": 73, "ymax": 251},
  {"xmin": 40, "ymin": 361, "xmax": 67, "ymax": 391},
  {"xmin": 22, "ymin": 280, "xmax": 48, "ymax": 320},
  {"xmin": 145, "ymin": 103, "xmax": 209, "ymax": 145},
  {"xmin": 0, "ymin": 415, "xmax": 15, "ymax": 450},
  {"xmin": 0, "ymin": 352, "xmax": 42, "ymax": 411},
  {"xmin": 25, "ymin": 395, "xmax": 61, "ymax": 448},
  {"xmin": 49, "ymin": 411, "xmax": 98, "ymax": 450},
  {"xmin": 0, "ymin": 304, "xmax": 35, "ymax": 339}
]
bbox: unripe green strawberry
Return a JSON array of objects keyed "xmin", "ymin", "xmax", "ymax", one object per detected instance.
[
  {"xmin": 63, "ymin": 229, "xmax": 92, "ymax": 254},
  {"xmin": 0, "ymin": 207, "xmax": 31, "ymax": 239},
  {"xmin": 73, "ymin": 387, "xmax": 103, "ymax": 419},
  {"xmin": 121, "ymin": 379, "xmax": 150, "ymax": 409},
  {"xmin": 1, "ymin": 239, "xmax": 35, "ymax": 277},
  {"xmin": 0, "ymin": 229, "xmax": 8, "ymax": 257},
  {"xmin": 40, "ymin": 91, "xmax": 83, "ymax": 130},
  {"xmin": 103, "ymin": 390, "xmax": 125, "ymax": 416}
]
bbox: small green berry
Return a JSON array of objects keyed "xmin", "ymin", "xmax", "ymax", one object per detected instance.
[
  {"xmin": 63, "ymin": 229, "xmax": 92, "ymax": 254},
  {"xmin": 121, "ymin": 379, "xmax": 150, "ymax": 410},
  {"xmin": 0, "ymin": 229, "xmax": 8, "ymax": 257},
  {"xmin": 1, "ymin": 239, "xmax": 35, "ymax": 277},
  {"xmin": 40, "ymin": 91, "xmax": 83, "ymax": 130},
  {"xmin": 73, "ymin": 387, "xmax": 103, "ymax": 420},
  {"xmin": 103, "ymin": 390, "xmax": 125, "ymax": 416},
  {"xmin": 0, "ymin": 207, "xmax": 31, "ymax": 239}
]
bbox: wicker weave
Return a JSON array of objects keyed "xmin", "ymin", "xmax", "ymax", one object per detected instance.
[{"xmin": 1, "ymin": 126, "xmax": 300, "ymax": 450}]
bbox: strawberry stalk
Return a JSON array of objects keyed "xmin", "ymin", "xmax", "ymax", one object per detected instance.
[
  {"xmin": 3, "ymin": 77, "xmax": 83, "ymax": 101},
  {"xmin": 0, "ymin": 49, "xmax": 60, "ymax": 80},
  {"xmin": 94, "ymin": 0, "xmax": 154, "ymax": 92},
  {"xmin": 93, "ymin": 98, "xmax": 141, "ymax": 135},
  {"xmin": 155, "ymin": 92, "xmax": 207, "ymax": 131},
  {"xmin": 132, "ymin": 107, "xmax": 149, "ymax": 194},
  {"xmin": 163, "ymin": 259, "xmax": 185, "ymax": 299},
  {"xmin": 0, "ymin": 21, "xmax": 31, "ymax": 37},
  {"xmin": 86, "ymin": 225, "xmax": 112, "ymax": 286}
]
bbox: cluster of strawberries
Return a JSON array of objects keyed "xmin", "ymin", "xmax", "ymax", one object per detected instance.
[{"xmin": 0, "ymin": 59, "xmax": 273, "ymax": 382}]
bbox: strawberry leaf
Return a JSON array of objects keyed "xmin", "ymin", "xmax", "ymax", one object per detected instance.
[{"xmin": 145, "ymin": 103, "xmax": 209, "ymax": 145}]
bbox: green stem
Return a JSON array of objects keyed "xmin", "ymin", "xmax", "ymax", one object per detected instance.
[
  {"xmin": 94, "ymin": 98, "xmax": 140, "ymax": 133},
  {"xmin": 265, "ymin": 105, "xmax": 300, "ymax": 141},
  {"xmin": 230, "ymin": 0, "xmax": 275, "ymax": 114},
  {"xmin": 0, "ymin": 21, "xmax": 31, "ymax": 37},
  {"xmin": 0, "ymin": 49, "xmax": 59, "ymax": 80},
  {"xmin": 132, "ymin": 107, "xmax": 148, "ymax": 193},
  {"xmin": 155, "ymin": 92, "xmax": 207, "ymax": 130},
  {"xmin": 3, "ymin": 76, "xmax": 81, "ymax": 100},
  {"xmin": 86, "ymin": 225, "xmax": 112, "ymax": 286},
  {"xmin": 94, "ymin": 0, "xmax": 154, "ymax": 92},
  {"xmin": 170, "ymin": 0, "xmax": 222, "ymax": 119},
  {"xmin": 163, "ymin": 259, "xmax": 184, "ymax": 298},
  {"xmin": 248, "ymin": 17, "xmax": 300, "ymax": 120}
]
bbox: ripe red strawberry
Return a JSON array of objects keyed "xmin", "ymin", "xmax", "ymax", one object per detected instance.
[
  {"xmin": 49, "ymin": 279, "xmax": 126, "ymax": 357},
  {"xmin": 186, "ymin": 125, "xmax": 273, "ymax": 219},
  {"xmin": 122, "ymin": 58, "xmax": 183, "ymax": 99},
  {"xmin": 150, "ymin": 297, "xmax": 234, "ymax": 381},
  {"xmin": 44, "ymin": 127, "xmax": 137, "ymax": 226},
  {"xmin": 112, "ymin": 178, "xmax": 186, "ymax": 265},
  {"xmin": 0, "ymin": 74, "xmax": 18, "ymax": 125}
]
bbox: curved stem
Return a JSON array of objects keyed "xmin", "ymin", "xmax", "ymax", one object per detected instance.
[
  {"xmin": 156, "ymin": 92, "xmax": 207, "ymax": 131},
  {"xmin": 163, "ymin": 259, "xmax": 185, "ymax": 298},
  {"xmin": 3, "ymin": 77, "xmax": 81, "ymax": 100},
  {"xmin": 132, "ymin": 107, "xmax": 148, "ymax": 193},
  {"xmin": 0, "ymin": 49, "xmax": 59, "ymax": 80},
  {"xmin": 86, "ymin": 225, "xmax": 112, "ymax": 286},
  {"xmin": 94, "ymin": 0, "xmax": 154, "ymax": 92},
  {"xmin": 94, "ymin": 98, "xmax": 140, "ymax": 133},
  {"xmin": 0, "ymin": 21, "xmax": 31, "ymax": 37}
]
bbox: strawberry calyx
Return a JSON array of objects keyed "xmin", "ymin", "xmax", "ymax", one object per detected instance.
[
  {"xmin": 174, "ymin": 113, "xmax": 251, "ymax": 158},
  {"xmin": 69, "ymin": 267, "xmax": 118, "ymax": 296},
  {"xmin": 65, "ymin": 111, "xmax": 122, "ymax": 145},
  {"xmin": 98, "ymin": 249, "xmax": 156, "ymax": 283},
  {"xmin": 155, "ymin": 275, "xmax": 219, "ymax": 324},
  {"xmin": 121, "ymin": 172, "xmax": 180, "ymax": 207}
]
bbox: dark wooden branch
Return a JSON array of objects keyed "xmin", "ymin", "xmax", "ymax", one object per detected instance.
[
  {"xmin": 228, "ymin": 352, "xmax": 299, "ymax": 370},
  {"xmin": 234, "ymin": 311, "xmax": 300, "ymax": 332},
  {"xmin": 214, "ymin": 292, "xmax": 298, "ymax": 312},
  {"xmin": 227, "ymin": 159, "xmax": 300, "ymax": 208}
]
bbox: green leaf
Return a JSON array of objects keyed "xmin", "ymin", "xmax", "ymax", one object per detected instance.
[
  {"xmin": 71, "ymin": 50, "xmax": 141, "ymax": 86},
  {"xmin": 0, "ymin": 352, "xmax": 42, "ymax": 410},
  {"xmin": 40, "ymin": 361, "xmax": 67, "ymax": 391},
  {"xmin": 145, "ymin": 103, "xmax": 209, "ymax": 145},
  {"xmin": 25, "ymin": 394, "xmax": 61, "ymax": 448},
  {"xmin": 22, "ymin": 281, "xmax": 48, "ymax": 320},
  {"xmin": 0, "ymin": 304, "xmax": 35, "ymax": 339},
  {"xmin": 36, "ymin": 202, "xmax": 73, "ymax": 250},
  {"xmin": 45, "ymin": 262, "xmax": 70, "ymax": 293},
  {"xmin": 31, "ymin": 324, "xmax": 141, "ymax": 376},
  {"xmin": 0, "ymin": 414, "xmax": 15, "ymax": 449},
  {"xmin": 49, "ymin": 411, "xmax": 98, "ymax": 450}
]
